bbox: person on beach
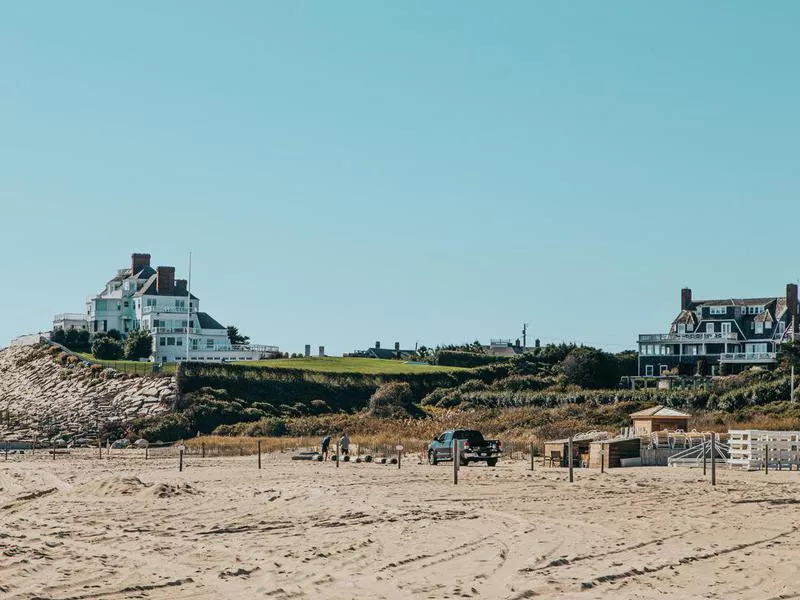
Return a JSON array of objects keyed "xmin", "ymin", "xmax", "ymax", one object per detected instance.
[
  {"xmin": 339, "ymin": 432, "xmax": 350, "ymax": 457},
  {"xmin": 321, "ymin": 434, "xmax": 332, "ymax": 460}
]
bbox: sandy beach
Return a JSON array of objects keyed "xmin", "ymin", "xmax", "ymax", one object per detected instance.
[{"xmin": 2, "ymin": 450, "xmax": 800, "ymax": 599}]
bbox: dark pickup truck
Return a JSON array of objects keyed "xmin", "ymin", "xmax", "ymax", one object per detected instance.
[{"xmin": 427, "ymin": 429, "xmax": 502, "ymax": 467}]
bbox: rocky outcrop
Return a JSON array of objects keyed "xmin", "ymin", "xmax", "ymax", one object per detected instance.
[{"xmin": 0, "ymin": 344, "xmax": 174, "ymax": 444}]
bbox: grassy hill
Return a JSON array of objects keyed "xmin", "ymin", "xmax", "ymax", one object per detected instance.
[{"xmin": 233, "ymin": 357, "xmax": 467, "ymax": 374}]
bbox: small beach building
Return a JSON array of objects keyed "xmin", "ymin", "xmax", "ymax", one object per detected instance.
[
  {"xmin": 542, "ymin": 431, "xmax": 608, "ymax": 467},
  {"xmin": 589, "ymin": 437, "xmax": 643, "ymax": 468},
  {"xmin": 630, "ymin": 406, "xmax": 691, "ymax": 435}
]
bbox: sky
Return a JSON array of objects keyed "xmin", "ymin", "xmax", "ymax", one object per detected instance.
[{"xmin": 1, "ymin": 2, "xmax": 799, "ymax": 354}]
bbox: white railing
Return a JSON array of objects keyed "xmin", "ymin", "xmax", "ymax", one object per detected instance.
[
  {"xmin": 142, "ymin": 305, "xmax": 195, "ymax": 314},
  {"xmin": 639, "ymin": 332, "xmax": 738, "ymax": 342},
  {"xmin": 719, "ymin": 352, "xmax": 777, "ymax": 362},
  {"xmin": 150, "ymin": 327, "xmax": 198, "ymax": 334},
  {"xmin": 53, "ymin": 313, "xmax": 88, "ymax": 322}
]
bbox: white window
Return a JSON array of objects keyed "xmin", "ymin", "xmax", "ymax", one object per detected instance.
[
  {"xmin": 721, "ymin": 322, "xmax": 731, "ymax": 334},
  {"xmin": 748, "ymin": 306, "xmax": 761, "ymax": 315},
  {"xmin": 710, "ymin": 306, "xmax": 726, "ymax": 315},
  {"xmin": 765, "ymin": 321, "xmax": 772, "ymax": 329},
  {"xmin": 746, "ymin": 343, "xmax": 768, "ymax": 354},
  {"xmin": 206, "ymin": 339, "xmax": 214, "ymax": 349},
  {"xmin": 755, "ymin": 322, "xmax": 764, "ymax": 335},
  {"xmin": 645, "ymin": 365, "xmax": 654, "ymax": 376},
  {"xmin": 677, "ymin": 324, "xmax": 686, "ymax": 334},
  {"xmin": 659, "ymin": 365, "xmax": 668, "ymax": 375},
  {"xmin": 706, "ymin": 323, "xmax": 714, "ymax": 333},
  {"xmin": 687, "ymin": 323, "xmax": 694, "ymax": 332}
]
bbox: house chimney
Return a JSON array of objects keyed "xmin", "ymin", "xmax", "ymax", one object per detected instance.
[
  {"xmin": 681, "ymin": 287, "xmax": 692, "ymax": 311},
  {"xmin": 156, "ymin": 266, "xmax": 175, "ymax": 295},
  {"xmin": 175, "ymin": 279, "xmax": 188, "ymax": 294},
  {"xmin": 394, "ymin": 342, "xmax": 400, "ymax": 351},
  {"xmin": 375, "ymin": 341, "xmax": 380, "ymax": 349},
  {"xmin": 304, "ymin": 344, "xmax": 311, "ymax": 357},
  {"xmin": 787, "ymin": 283, "xmax": 798, "ymax": 328},
  {"xmin": 131, "ymin": 253, "xmax": 151, "ymax": 273},
  {"xmin": 319, "ymin": 346, "xmax": 325, "ymax": 357}
]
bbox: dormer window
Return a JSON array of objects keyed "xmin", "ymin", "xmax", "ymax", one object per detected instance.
[
  {"xmin": 677, "ymin": 324, "xmax": 686, "ymax": 334},
  {"xmin": 686, "ymin": 323, "xmax": 694, "ymax": 332},
  {"xmin": 709, "ymin": 306, "xmax": 726, "ymax": 315}
]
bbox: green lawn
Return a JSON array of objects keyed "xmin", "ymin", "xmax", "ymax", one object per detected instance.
[
  {"xmin": 75, "ymin": 353, "xmax": 176, "ymax": 374},
  {"xmin": 233, "ymin": 356, "xmax": 468, "ymax": 374}
]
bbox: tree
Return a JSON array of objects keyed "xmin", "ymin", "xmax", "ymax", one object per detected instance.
[
  {"xmin": 92, "ymin": 336, "xmax": 123, "ymax": 360},
  {"xmin": 124, "ymin": 329, "xmax": 154, "ymax": 360},
  {"xmin": 227, "ymin": 326, "xmax": 250, "ymax": 346},
  {"xmin": 105, "ymin": 329, "xmax": 122, "ymax": 341},
  {"xmin": 51, "ymin": 329, "xmax": 66, "ymax": 345},
  {"xmin": 561, "ymin": 347, "xmax": 620, "ymax": 389}
]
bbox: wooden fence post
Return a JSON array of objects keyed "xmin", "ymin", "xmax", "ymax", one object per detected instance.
[
  {"xmin": 202, "ymin": 442, "xmax": 206, "ymax": 458},
  {"xmin": 453, "ymin": 438, "xmax": 458, "ymax": 485},
  {"xmin": 568, "ymin": 435, "xmax": 573, "ymax": 483},
  {"xmin": 145, "ymin": 446, "xmax": 148, "ymax": 460},
  {"xmin": 703, "ymin": 439, "xmax": 707, "ymax": 475},
  {"xmin": 600, "ymin": 442, "xmax": 605, "ymax": 473},
  {"xmin": 179, "ymin": 449, "xmax": 184, "ymax": 472},
  {"xmin": 258, "ymin": 440, "xmax": 262, "ymax": 470},
  {"xmin": 711, "ymin": 432, "xmax": 716, "ymax": 487},
  {"xmin": 336, "ymin": 443, "xmax": 339, "ymax": 468},
  {"xmin": 765, "ymin": 444, "xmax": 769, "ymax": 475},
  {"xmin": 397, "ymin": 443, "xmax": 401, "ymax": 470},
  {"xmin": 52, "ymin": 441, "xmax": 55, "ymax": 460},
  {"xmin": 530, "ymin": 443, "xmax": 535, "ymax": 471}
]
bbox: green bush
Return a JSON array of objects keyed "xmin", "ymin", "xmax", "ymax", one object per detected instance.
[
  {"xmin": 435, "ymin": 350, "xmax": 510, "ymax": 368},
  {"xmin": 124, "ymin": 329, "xmax": 153, "ymax": 360},
  {"xmin": 92, "ymin": 336, "xmax": 123, "ymax": 360},
  {"xmin": 561, "ymin": 347, "xmax": 620, "ymax": 389}
]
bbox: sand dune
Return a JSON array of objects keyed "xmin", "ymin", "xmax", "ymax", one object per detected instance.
[{"xmin": 2, "ymin": 451, "xmax": 800, "ymax": 599}]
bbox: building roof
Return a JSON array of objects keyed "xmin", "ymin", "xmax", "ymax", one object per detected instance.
[
  {"xmin": 696, "ymin": 297, "xmax": 777, "ymax": 307},
  {"xmin": 368, "ymin": 347, "xmax": 416, "ymax": 359},
  {"xmin": 196, "ymin": 312, "xmax": 226, "ymax": 330},
  {"xmin": 544, "ymin": 431, "xmax": 608, "ymax": 444},
  {"xmin": 673, "ymin": 310, "xmax": 698, "ymax": 325},
  {"xmin": 134, "ymin": 274, "xmax": 198, "ymax": 299},
  {"xmin": 754, "ymin": 310, "xmax": 774, "ymax": 323},
  {"xmin": 629, "ymin": 405, "xmax": 691, "ymax": 418}
]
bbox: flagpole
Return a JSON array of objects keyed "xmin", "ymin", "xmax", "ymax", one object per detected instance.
[{"xmin": 186, "ymin": 251, "xmax": 192, "ymax": 362}]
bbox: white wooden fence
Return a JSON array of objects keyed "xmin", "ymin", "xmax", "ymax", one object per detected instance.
[{"xmin": 728, "ymin": 430, "xmax": 800, "ymax": 470}]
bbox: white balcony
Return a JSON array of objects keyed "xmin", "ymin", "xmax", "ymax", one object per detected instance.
[
  {"xmin": 719, "ymin": 352, "xmax": 777, "ymax": 363},
  {"xmin": 53, "ymin": 313, "xmax": 88, "ymax": 322},
  {"xmin": 142, "ymin": 305, "xmax": 195, "ymax": 315},
  {"xmin": 150, "ymin": 327, "xmax": 199, "ymax": 334},
  {"xmin": 639, "ymin": 332, "xmax": 738, "ymax": 343}
]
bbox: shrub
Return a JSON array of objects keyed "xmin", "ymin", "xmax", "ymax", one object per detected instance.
[
  {"xmin": 51, "ymin": 329, "xmax": 66, "ymax": 345},
  {"xmin": 435, "ymin": 350, "xmax": 509, "ymax": 368},
  {"xmin": 92, "ymin": 337, "xmax": 123, "ymax": 360},
  {"xmin": 124, "ymin": 329, "xmax": 153, "ymax": 360},
  {"xmin": 561, "ymin": 347, "xmax": 620, "ymax": 389}
]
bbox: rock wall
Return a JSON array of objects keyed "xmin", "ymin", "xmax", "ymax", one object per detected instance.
[{"xmin": 0, "ymin": 344, "xmax": 175, "ymax": 444}]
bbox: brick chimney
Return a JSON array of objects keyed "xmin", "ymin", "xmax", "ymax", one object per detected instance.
[
  {"xmin": 175, "ymin": 279, "xmax": 188, "ymax": 294},
  {"xmin": 394, "ymin": 342, "xmax": 400, "ymax": 351},
  {"xmin": 375, "ymin": 341, "xmax": 380, "ymax": 349},
  {"xmin": 156, "ymin": 266, "xmax": 175, "ymax": 295},
  {"xmin": 681, "ymin": 287, "xmax": 692, "ymax": 311},
  {"xmin": 787, "ymin": 283, "xmax": 798, "ymax": 327},
  {"xmin": 131, "ymin": 253, "xmax": 151, "ymax": 273}
]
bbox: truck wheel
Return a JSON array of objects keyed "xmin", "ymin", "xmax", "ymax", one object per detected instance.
[
  {"xmin": 428, "ymin": 451, "xmax": 438, "ymax": 466},
  {"xmin": 461, "ymin": 458, "xmax": 469, "ymax": 466},
  {"xmin": 487, "ymin": 458, "xmax": 498, "ymax": 467}
]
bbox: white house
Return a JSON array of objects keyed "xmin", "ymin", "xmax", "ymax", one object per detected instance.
[{"xmin": 54, "ymin": 252, "xmax": 278, "ymax": 363}]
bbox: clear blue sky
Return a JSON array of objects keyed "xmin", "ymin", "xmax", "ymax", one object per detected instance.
[{"xmin": 2, "ymin": 2, "xmax": 799, "ymax": 354}]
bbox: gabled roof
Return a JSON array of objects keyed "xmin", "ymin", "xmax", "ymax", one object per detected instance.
[
  {"xmin": 196, "ymin": 312, "xmax": 225, "ymax": 330},
  {"xmin": 673, "ymin": 310, "xmax": 698, "ymax": 325},
  {"xmin": 368, "ymin": 347, "xmax": 416, "ymax": 360},
  {"xmin": 754, "ymin": 310, "xmax": 774, "ymax": 323},
  {"xmin": 132, "ymin": 266, "xmax": 156, "ymax": 280},
  {"xmin": 629, "ymin": 405, "xmax": 691, "ymax": 418},
  {"xmin": 134, "ymin": 275, "xmax": 198, "ymax": 299},
  {"xmin": 776, "ymin": 298, "xmax": 788, "ymax": 319}
]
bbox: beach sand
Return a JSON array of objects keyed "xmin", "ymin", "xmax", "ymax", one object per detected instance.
[{"xmin": 2, "ymin": 450, "xmax": 799, "ymax": 599}]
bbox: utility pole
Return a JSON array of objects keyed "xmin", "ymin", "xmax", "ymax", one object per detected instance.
[
  {"xmin": 186, "ymin": 251, "xmax": 192, "ymax": 362},
  {"xmin": 792, "ymin": 317, "xmax": 796, "ymax": 404},
  {"xmin": 522, "ymin": 323, "xmax": 528, "ymax": 350}
]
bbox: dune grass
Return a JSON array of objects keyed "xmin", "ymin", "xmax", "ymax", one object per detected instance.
[{"xmin": 233, "ymin": 356, "xmax": 467, "ymax": 374}]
